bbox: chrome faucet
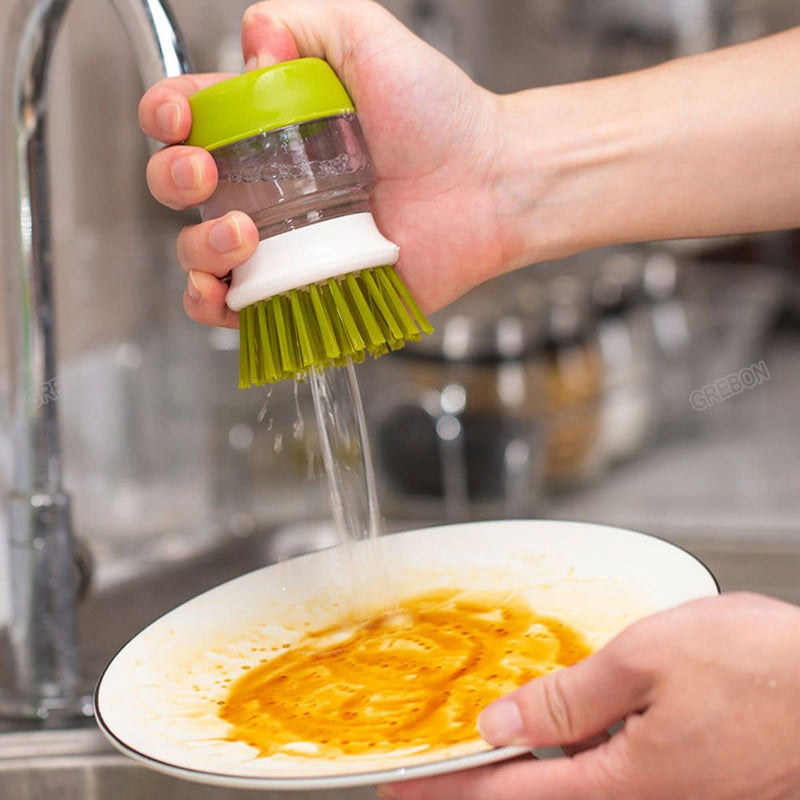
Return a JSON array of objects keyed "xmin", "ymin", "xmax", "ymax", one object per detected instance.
[{"xmin": 1, "ymin": 0, "xmax": 190, "ymax": 719}]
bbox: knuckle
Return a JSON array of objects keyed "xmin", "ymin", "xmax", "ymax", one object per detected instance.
[{"xmin": 541, "ymin": 670, "xmax": 577, "ymax": 742}]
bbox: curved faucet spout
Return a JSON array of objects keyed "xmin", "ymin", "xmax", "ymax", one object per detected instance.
[
  {"xmin": 2, "ymin": 0, "xmax": 191, "ymax": 720},
  {"xmin": 109, "ymin": 0, "xmax": 191, "ymax": 87}
]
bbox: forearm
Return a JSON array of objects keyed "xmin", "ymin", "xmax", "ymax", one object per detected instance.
[{"xmin": 495, "ymin": 27, "xmax": 800, "ymax": 269}]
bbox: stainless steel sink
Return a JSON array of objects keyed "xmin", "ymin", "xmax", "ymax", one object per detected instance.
[{"xmin": 0, "ymin": 729, "xmax": 376, "ymax": 799}]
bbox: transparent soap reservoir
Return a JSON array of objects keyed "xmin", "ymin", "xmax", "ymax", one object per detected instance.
[{"xmin": 201, "ymin": 114, "xmax": 375, "ymax": 240}]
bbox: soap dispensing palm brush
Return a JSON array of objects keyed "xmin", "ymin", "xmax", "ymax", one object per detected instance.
[{"xmin": 187, "ymin": 58, "xmax": 433, "ymax": 387}]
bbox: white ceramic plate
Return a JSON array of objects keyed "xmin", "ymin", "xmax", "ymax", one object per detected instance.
[{"xmin": 95, "ymin": 520, "xmax": 719, "ymax": 791}]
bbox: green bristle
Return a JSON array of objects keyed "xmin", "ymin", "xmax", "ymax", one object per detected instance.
[
  {"xmin": 323, "ymin": 281, "xmax": 359, "ymax": 357},
  {"xmin": 318, "ymin": 282, "xmax": 351, "ymax": 356},
  {"xmin": 255, "ymin": 301, "xmax": 276, "ymax": 384},
  {"xmin": 359, "ymin": 272, "xmax": 401, "ymax": 348},
  {"xmin": 300, "ymin": 289, "xmax": 327, "ymax": 365},
  {"xmin": 256, "ymin": 305, "xmax": 270, "ymax": 384},
  {"xmin": 290, "ymin": 289, "xmax": 315, "ymax": 369},
  {"xmin": 251, "ymin": 303, "xmax": 265, "ymax": 384},
  {"xmin": 245, "ymin": 305, "xmax": 261, "ymax": 385},
  {"xmin": 265, "ymin": 300, "xmax": 283, "ymax": 382},
  {"xmin": 343, "ymin": 273, "xmax": 384, "ymax": 348},
  {"xmin": 381, "ymin": 266, "xmax": 434, "ymax": 334},
  {"xmin": 236, "ymin": 265, "xmax": 433, "ymax": 387},
  {"xmin": 348, "ymin": 349, "xmax": 367, "ymax": 366},
  {"xmin": 282, "ymin": 294, "xmax": 302, "ymax": 375},
  {"xmin": 308, "ymin": 284, "xmax": 340, "ymax": 361},
  {"xmin": 273, "ymin": 294, "xmax": 295, "ymax": 376},
  {"xmin": 238, "ymin": 306, "xmax": 251, "ymax": 389},
  {"xmin": 327, "ymin": 278, "xmax": 366, "ymax": 352},
  {"xmin": 360, "ymin": 269, "xmax": 410, "ymax": 343},
  {"xmin": 370, "ymin": 268, "xmax": 422, "ymax": 342},
  {"xmin": 360, "ymin": 273, "xmax": 398, "ymax": 354},
  {"xmin": 246, "ymin": 305, "xmax": 258, "ymax": 385}
]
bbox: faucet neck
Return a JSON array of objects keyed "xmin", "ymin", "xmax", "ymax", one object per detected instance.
[
  {"xmin": 109, "ymin": 0, "xmax": 192, "ymax": 89},
  {"xmin": 2, "ymin": 0, "xmax": 191, "ymax": 721},
  {"xmin": 9, "ymin": 0, "xmax": 71, "ymax": 496}
]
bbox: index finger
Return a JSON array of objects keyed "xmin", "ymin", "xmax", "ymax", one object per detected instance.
[{"xmin": 138, "ymin": 73, "xmax": 234, "ymax": 144}]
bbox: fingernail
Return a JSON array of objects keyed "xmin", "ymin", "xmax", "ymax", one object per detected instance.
[
  {"xmin": 477, "ymin": 698, "xmax": 524, "ymax": 744},
  {"xmin": 245, "ymin": 53, "xmax": 278, "ymax": 72},
  {"xmin": 209, "ymin": 215, "xmax": 243, "ymax": 253},
  {"xmin": 156, "ymin": 102, "xmax": 181, "ymax": 136},
  {"xmin": 172, "ymin": 155, "xmax": 201, "ymax": 190},
  {"xmin": 187, "ymin": 271, "xmax": 201, "ymax": 302}
]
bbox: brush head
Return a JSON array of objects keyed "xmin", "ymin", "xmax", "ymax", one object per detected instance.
[{"xmin": 238, "ymin": 266, "xmax": 433, "ymax": 387}]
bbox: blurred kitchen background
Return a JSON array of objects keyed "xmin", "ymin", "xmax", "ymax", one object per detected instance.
[{"xmin": 1, "ymin": 0, "xmax": 799, "ymax": 612}]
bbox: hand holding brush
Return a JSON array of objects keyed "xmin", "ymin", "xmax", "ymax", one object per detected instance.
[{"xmin": 139, "ymin": 0, "xmax": 504, "ymax": 385}]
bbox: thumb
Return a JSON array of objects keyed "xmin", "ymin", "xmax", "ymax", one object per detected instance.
[
  {"xmin": 478, "ymin": 630, "xmax": 656, "ymax": 748},
  {"xmin": 241, "ymin": 0, "xmax": 395, "ymax": 78}
]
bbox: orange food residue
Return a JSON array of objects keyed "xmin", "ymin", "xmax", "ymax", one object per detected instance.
[{"xmin": 219, "ymin": 587, "xmax": 592, "ymax": 758}]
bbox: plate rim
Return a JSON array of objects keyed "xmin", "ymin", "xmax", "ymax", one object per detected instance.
[
  {"xmin": 93, "ymin": 518, "xmax": 720, "ymax": 789},
  {"xmin": 94, "ymin": 701, "xmax": 531, "ymax": 790}
]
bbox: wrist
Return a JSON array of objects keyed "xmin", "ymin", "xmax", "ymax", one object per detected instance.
[{"xmin": 490, "ymin": 76, "xmax": 657, "ymax": 272}]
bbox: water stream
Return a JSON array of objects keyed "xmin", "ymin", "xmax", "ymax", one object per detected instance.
[{"xmin": 307, "ymin": 360, "xmax": 386, "ymax": 612}]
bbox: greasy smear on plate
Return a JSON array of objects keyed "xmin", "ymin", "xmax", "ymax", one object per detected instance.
[{"xmin": 219, "ymin": 588, "xmax": 592, "ymax": 758}]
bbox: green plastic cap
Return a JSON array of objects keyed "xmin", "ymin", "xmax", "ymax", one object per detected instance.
[{"xmin": 187, "ymin": 58, "xmax": 355, "ymax": 151}]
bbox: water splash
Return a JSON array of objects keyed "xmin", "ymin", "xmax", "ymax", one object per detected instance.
[
  {"xmin": 293, "ymin": 381, "xmax": 305, "ymax": 441},
  {"xmin": 257, "ymin": 385, "xmax": 274, "ymax": 424}
]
